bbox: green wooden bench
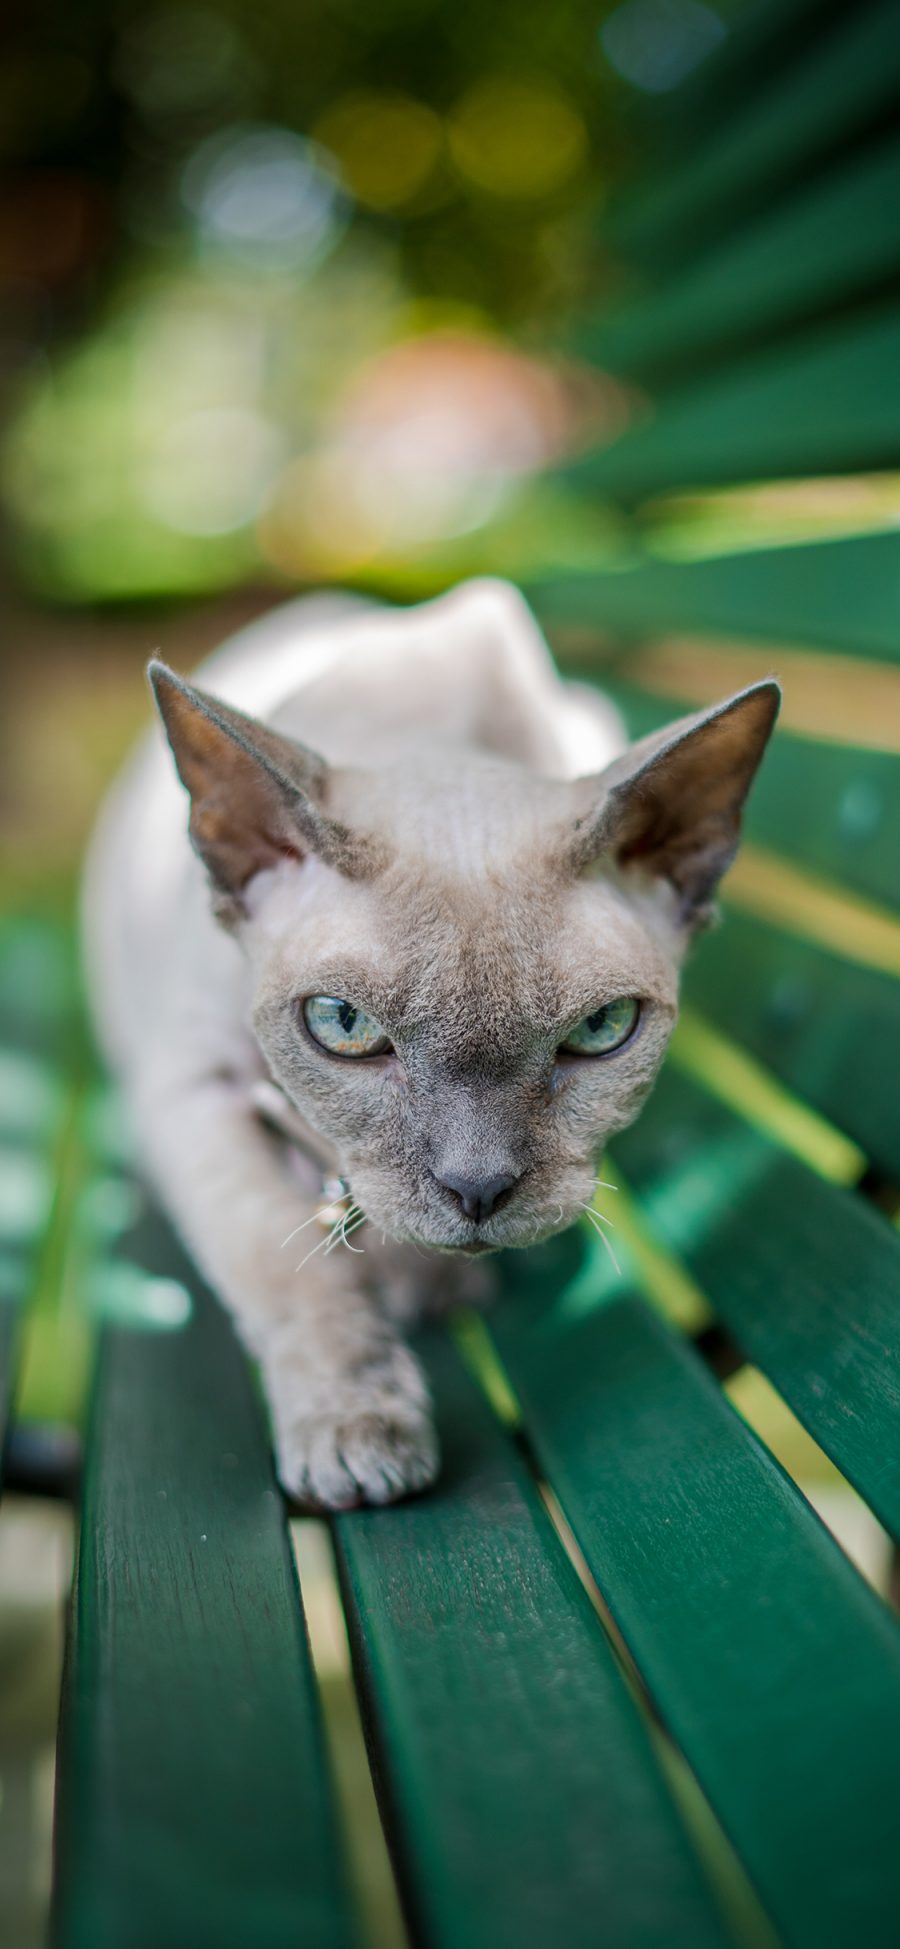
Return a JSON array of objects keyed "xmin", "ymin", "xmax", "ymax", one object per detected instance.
[{"xmin": 3, "ymin": 3, "xmax": 900, "ymax": 1942}]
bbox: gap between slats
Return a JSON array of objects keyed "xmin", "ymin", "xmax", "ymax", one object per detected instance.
[
  {"xmin": 0, "ymin": 1496, "xmax": 73, "ymax": 1949},
  {"xmin": 605, "ymin": 1172, "xmax": 899, "ymax": 1583},
  {"xmin": 610, "ymin": 1058, "xmax": 900, "ymax": 1537},
  {"xmin": 478, "ymin": 1148, "xmax": 900, "ymax": 1602},
  {"xmin": 639, "ymin": 478, "xmax": 900, "ymax": 572},
  {"xmin": 451, "ymin": 1312, "xmax": 781, "ymax": 1949},
  {"xmin": 723, "ymin": 848, "xmax": 900, "ymax": 979},
  {"xmin": 724, "ymin": 1368, "xmax": 893, "ymax": 1602},
  {"xmin": 623, "ymin": 1172, "xmax": 897, "ymax": 1593},
  {"xmin": 670, "ymin": 1009, "xmax": 864, "ymax": 1187},
  {"xmin": 601, "ymin": 636, "xmax": 900, "ymax": 753},
  {"xmin": 453, "ymin": 1225, "xmax": 900, "ymax": 1937},
  {"xmin": 291, "ymin": 1520, "xmax": 408, "ymax": 1949}
]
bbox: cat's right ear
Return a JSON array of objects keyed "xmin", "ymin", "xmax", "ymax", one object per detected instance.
[
  {"xmin": 148, "ymin": 662, "xmax": 377, "ymax": 915},
  {"xmin": 565, "ymin": 680, "xmax": 779, "ymax": 930}
]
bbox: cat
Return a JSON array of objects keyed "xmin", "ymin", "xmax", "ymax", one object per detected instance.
[{"xmin": 83, "ymin": 579, "xmax": 778, "ymax": 1509}]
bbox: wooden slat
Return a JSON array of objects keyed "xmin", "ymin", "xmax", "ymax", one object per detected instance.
[
  {"xmin": 607, "ymin": 0, "xmax": 900, "ymax": 268},
  {"xmin": 53, "ymin": 1205, "xmax": 357, "ymax": 1949},
  {"xmin": 612, "ymin": 1063, "xmax": 900, "ymax": 1536},
  {"xmin": 488, "ymin": 1279, "xmax": 900, "ymax": 1949},
  {"xmin": 583, "ymin": 133, "xmax": 900, "ymax": 378},
  {"xmin": 565, "ymin": 304, "xmax": 900, "ymax": 498},
  {"xmin": 681, "ymin": 911, "xmax": 900, "ymax": 1177},
  {"xmin": 528, "ymin": 530, "xmax": 900, "ymax": 661},
  {"xmin": 605, "ymin": 679, "xmax": 900, "ymax": 912},
  {"xmin": 334, "ymin": 1329, "xmax": 734, "ymax": 1949}
]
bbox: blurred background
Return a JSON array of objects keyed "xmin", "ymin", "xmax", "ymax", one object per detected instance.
[{"xmin": 0, "ymin": 0, "xmax": 761, "ymax": 910}]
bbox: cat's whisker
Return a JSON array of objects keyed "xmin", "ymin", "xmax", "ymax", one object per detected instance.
[
  {"xmin": 579, "ymin": 1198, "xmax": 617, "ymax": 1229},
  {"xmin": 327, "ymin": 1207, "xmax": 367, "ymax": 1258},
  {"xmin": 324, "ymin": 1204, "xmax": 362, "ymax": 1257},
  {"xmin": 281, "ymin": 1209, "xmax": 323, "ymax": 1248},
  {"xmin": 322, "ymin": 1202, "xmax": 355, "ymax": 1253},
  {"xmin": 296, "ymin": 1209, "xmax": 347, "ymax": 1273},
  {"xmin": 591, "ymin": 1178, "xmax": 619, "ymax": 1193},
  {"xmin": 295, "ymin": 1228, "xmax": 336, "ymax": 1274},
  {"xmin": 580, "ymin": 1205, "xmax": 621, "ymax": 1276}
]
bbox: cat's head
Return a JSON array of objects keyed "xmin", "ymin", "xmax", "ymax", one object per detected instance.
[{"xmin": 149, "ymin": 644, "xmax": 777, "ymax": 1256}]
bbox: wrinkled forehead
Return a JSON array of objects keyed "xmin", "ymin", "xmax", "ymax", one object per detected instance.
[
  {"xmin": 396, "ymin": 869, "xmax": 677, "ymax": 1024},
  {"xmin": 331, "ymin": 755, "xmax": 575, "ymax": 876},
  {"xmin": 255, "ymin": 846, "xmax": 677, "ymax": 1066}
]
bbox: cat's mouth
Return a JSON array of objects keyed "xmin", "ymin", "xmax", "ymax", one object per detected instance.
[
  {"xmin": 415, "ymin": 1211, "xmax": 571, "ymax": 1255},
  {"xmin": 401, "ymin": 1226, "xmax": 509, "ymax": 1257}
]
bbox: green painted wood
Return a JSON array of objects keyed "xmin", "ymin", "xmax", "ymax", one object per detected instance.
[
  {"xmin": 611, "ymin": 1063, "xmax": 900, "ymax": 1536},
  {"xmin": 334, "ymin": 1328, "xmax": 735, "ymax": 1949},
  {"xmin": 0, "ymin": 916, "xmax": 82, "ymax": 1063},
  {"xmin": 53, "ymin": 1203, "xmax": 357, "ymax": 1949},
  {"xmin": 528, "ymin": 530, "xmax": 900, "ymax": 662},
  {"xmin": 603, "ymin": 680, "xmax": 900, "ymax": 913},
  {"xmin": 583, "ymin": 133, "xmax": 900, "ymax": 379},
  {"xmin": 0, "ymin": 920, "xmax": 76, "ymax": 1483},
  {"xmin": 682, "ymin": 911, "xmax": 900, "ymax": 1177},
  {"xmin": 0, "ymin": 1079, "xmax": 60, "ymax": 1476},
  {"xmin": 564, "ymin": 304, "xmax": 900, "ymax": 498},
  {"xmin": 607, "ymin": 0, "xmax": 900, "ymax": 268},
  {"xmin": 488, "ymin": 1281, "xmax": 900, "ymax": 1949}
]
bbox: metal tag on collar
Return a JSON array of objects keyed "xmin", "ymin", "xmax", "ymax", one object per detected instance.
[{"xmin": 317, "ymin": 1177, "xmax": 351, "ymax": 1229}]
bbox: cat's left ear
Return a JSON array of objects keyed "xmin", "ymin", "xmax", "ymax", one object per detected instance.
[
  {"xmin": 148, "ymin": 661, "xmax": 379, "ymax": 917},
  {"xmin": 568, "ymin": 680, "xmax": 780, "ymax": 927}
]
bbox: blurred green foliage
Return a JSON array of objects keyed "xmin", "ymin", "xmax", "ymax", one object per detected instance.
[{"xmin": 0, "ymin": 0, "xmax": 745, "ymax": 602}]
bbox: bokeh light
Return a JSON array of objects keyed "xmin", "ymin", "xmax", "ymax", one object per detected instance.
[
  {"xmin": 1, "ymin": 251, "xmax": 404, "ymax": 598},
  {"xmin": 449, "ymin": 78, "xmax": 588, "ymax": 201},
  {"xmin": 599, "ymin": 0, "xmax": 726, "ymax": 95},
  {"xmin": 258, "ymin": 328, "xmax": 626, "ymax": 580},
  {"xmin": 180, "ymin": 124, "xmax": 347, "ymax": 271},
  {"xmin": 140, "ymin": 407, "xmax": 287, "ymax": 536},
  {"xmin": 313, "ymin": 92, "xmax": 444, "ymax": 211}
]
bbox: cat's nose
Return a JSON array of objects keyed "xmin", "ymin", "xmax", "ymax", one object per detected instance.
[{"xmin": 436, "ymin": 1170, "xmax": 520, "ymax": 1224}]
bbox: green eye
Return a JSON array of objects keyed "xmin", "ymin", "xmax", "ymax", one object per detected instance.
[
  {"xmin": 561, "ymin": 997, "xmax": 640, "ymax": 1057},
  {"xmin": 303, "ymin": 996, "xmax": 390, "ymax": 1058}
]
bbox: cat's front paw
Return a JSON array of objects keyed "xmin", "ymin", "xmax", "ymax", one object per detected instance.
[{"xmin": 276, "ymin": 1403, "xmax": 439, "ymax": 1511}]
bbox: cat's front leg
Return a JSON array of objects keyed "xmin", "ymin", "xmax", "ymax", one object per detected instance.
[
  {"xmin": 258, "ymin": 1277, "xmax": 438, "ymax": 1510},
  {"xmin": 137, "ymin": 1075, "xmax": 439, "ymax": 1509}
]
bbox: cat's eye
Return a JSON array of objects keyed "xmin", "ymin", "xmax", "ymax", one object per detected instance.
[
  {"xmin": 561, "ymin": 996, "xmax": 640, "ymax": 1057},
  {"xmin": 303, "ymin": 995, "xmax": 391, "ymax": 1058}
]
